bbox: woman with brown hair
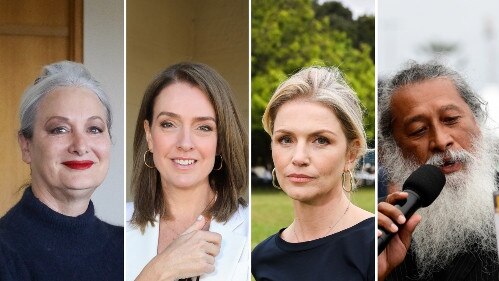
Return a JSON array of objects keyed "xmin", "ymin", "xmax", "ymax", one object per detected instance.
[{"xmin": 126, "ymin": 62, "xmax": 249, "ymax": 281}]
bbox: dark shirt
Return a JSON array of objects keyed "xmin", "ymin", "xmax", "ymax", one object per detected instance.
[
  {"xmin": 0, "ymin": 187, "xmax": 124, "ymax": 281},
  {"xmin": 252, "ymin": 217, "xmax": 374, "ymax": 281},
  {"xmin": 387, "ymin": 245, "xmax": 499, "ymax": 281}
]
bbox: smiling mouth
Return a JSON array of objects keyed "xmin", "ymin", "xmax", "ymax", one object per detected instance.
[{"xmin": 173, "ymin": 159, "xmax": 196, "ymax": 166}]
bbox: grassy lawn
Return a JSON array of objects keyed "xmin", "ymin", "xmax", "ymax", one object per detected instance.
[{"xmin": 251, "ymin": 186, "xmax": 375, "ymax": 249}]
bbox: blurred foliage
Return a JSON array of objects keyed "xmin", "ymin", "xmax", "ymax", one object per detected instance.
[{"xmin": 251, "ymin": 0, "xmax": 375, "ymax": 166}]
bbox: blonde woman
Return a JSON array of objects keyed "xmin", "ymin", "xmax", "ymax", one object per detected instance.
[{"xmin": 252, "ymin": 66, "xmax": 374, "ymax": 281}]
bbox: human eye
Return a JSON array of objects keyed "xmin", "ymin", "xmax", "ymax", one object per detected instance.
[
  {"xmin": 49, "ymin": 126, "xmax": 70, "ymax": 135},
  {"xmin": 277, "ymin": 135, "xmax": 293, "ymax": 145},
  {"xmin": 313, "ymin": 136, "xmax": 330, "ymax": 145},
  {"xmin": 408, "ymin": 126, "xmax": 427, "ymax": 137},
  {"xmin": 88, "ymin": 126, "xmax": 104, "ymax": 134},
  {"xmin": 160, "ymin": 121, "xmax": 175, "ymax": 129},
  {"xmin": 443, "ymin": 116, "xmax": 461, "ymax": 125},
  {"xmin": 198, "ymin": 124, "xmax": 214, "ymax": 132}
]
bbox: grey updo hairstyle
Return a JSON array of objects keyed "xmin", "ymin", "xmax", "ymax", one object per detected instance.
[{"xmin": 18, "ymin": 61, "xmax": 112, "ymax": 139}]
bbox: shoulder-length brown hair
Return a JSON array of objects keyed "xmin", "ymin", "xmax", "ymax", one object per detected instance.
[{"xmin": 131, "ymin": 62, "xmax": 248, "ymax": 231}]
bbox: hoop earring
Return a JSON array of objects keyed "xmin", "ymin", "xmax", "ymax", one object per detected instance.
[
  {"xmin": 213, "ymin": 155, "xmax": 223, "ymax": 171},
  {"xmin": 143, "ymin": 149, "xmax": 155, "ymax": 169},
  {"xmin": 272, "ymin": 168, "xmax": 281, "ymax": 189},
  {"xmin": 342, "ymin": 170, "xmax": 354, "ymax": 192}
]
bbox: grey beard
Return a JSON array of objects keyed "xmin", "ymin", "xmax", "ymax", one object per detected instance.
[{"xmin": 380, "ymin": 131, "xmax": 499, "ymax": 278}]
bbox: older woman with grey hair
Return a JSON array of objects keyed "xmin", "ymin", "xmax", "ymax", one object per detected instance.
[{"xmin": 0, "ymin": 61, "xmax": 123, "ymax": 281}]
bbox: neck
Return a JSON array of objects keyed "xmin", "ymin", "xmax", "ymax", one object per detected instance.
[
  {"xmin": 31, "ymin": 183, "xmax": 92, "ymax": 217},
  {"xmin": 292, "ymin": 190, "xmax": 350, "ymax": 242},
  {"xmin": 162, "ymin": 182, "xmax": 215, "ymax": 221}
]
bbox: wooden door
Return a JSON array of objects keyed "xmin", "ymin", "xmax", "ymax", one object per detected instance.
[{"xmin": 0, "ymin": 0, "xmax": 82, "ymax": 215}]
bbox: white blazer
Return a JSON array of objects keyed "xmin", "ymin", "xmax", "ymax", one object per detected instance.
[{"xmin": 126, "ymin": 203, "xmax": 249, "ymax": 281}]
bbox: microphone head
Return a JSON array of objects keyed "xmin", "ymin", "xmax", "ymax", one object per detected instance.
[{"xmin": 402, "ymin": 164, "xmax": 446, "ymax": 207}]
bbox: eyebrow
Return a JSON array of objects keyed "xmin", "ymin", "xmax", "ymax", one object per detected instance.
[
  {"xmin": 44, "ymin": 115, "xmax": 106, "ymax": 125},
  {"xmin": 440, "ymin": 104, "xmax": 463, "ymax": 113},
  {"xmin": 274, "ymin": 128, "xmax": 338, "ymax": 136},
  {"xmin": 156, "ymin": 111, "xmax": 216, "ymax": 123}
]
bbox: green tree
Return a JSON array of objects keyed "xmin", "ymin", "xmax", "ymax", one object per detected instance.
[{"xmin": 313, "ymin": 1, "xmax": 375, "ymax": 61}]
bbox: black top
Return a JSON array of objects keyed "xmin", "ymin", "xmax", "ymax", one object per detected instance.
[
  {"xmin": 252, "ymin": 217, "xmax": 374, "ymax": 281},
  {"xmin": 0, "ymin": 187, "xmax": 124, "ymax": 281},
  {"xmin": 387, "ymin": 245, "xmax": 499, "ymax": 281}
]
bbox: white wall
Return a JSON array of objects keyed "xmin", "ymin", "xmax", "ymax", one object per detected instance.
[{"xmin": 84, "ymin": 0, "xmax": 124, "ymax": 226}]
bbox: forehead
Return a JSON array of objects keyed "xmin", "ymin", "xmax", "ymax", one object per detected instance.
[
  {"xmin": 391, "ymin": 78, "xmax": 472, "ymax": 121},
  {"xmin": 274, "ymin": 99, "xmax": 343, "ymax": 133},
  {"xmin": 154, "ymin": 82, "xmax": 215, "ymax": 117},
  {"xmin": 36, "ymin": 86, "xmax": 106, "ymax": 119}
]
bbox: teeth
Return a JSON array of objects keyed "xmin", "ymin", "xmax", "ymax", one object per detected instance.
[
  {"xmin": 442, "ymin": 161, "xmax": 455, "ymax": 167},
  {"xmin": 175, "ymin": 159, "xmax": 195, "ymax": 166}
]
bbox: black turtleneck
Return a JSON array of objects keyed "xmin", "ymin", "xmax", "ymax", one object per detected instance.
[{"xmin": 0, "ymin": 187, "xmax": 123, "ymax": 281}]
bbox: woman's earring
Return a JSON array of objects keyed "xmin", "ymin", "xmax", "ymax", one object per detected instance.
[
  {"xmin": 342, "ymin": 170, "xmax": 354, "ymax": 192},
  {"xmin": 143, "ymin": 149, "xmax": 155, "ymax": 169},
  {"xmin": 272, "ymin": 168, "xmax": 281, "ymax": 189},
  {"xmin": 213, "ymin": 155, "xmax": 223, "ymax": 171},
  {"xmin": 348, "ymin": 169, "xmax": 355, "ymax": 191}
]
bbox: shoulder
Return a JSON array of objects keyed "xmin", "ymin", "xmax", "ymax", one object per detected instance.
[
  {"xmin": 215, "ymin": 204, "xmax": 249, "ymax": 235},
  {"xmin": 0, "ymin": 237, "xmax": 31, "ymax": 280},
  {"xmin": 336, "ymin": 217, "xmax": 374, "ymax": 254},
  {"xmin": 252, "ymin": 231, "xmax": 280, "ymax": 258}
]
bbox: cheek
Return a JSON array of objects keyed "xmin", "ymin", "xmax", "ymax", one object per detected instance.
[
  {"xmin": 271, "ymin": 144, "xmax": 286, "ymax": 169},
  {"xmin": 315, "ymin": 151, "xmax": 345, "ymax": 175},
  {"xmin": 200, "ymin": 136, "xmax": 217, "ymax": 157},
  {"xmin": 93, "ymin": 138, "xmax": 112, "ymax": 161},
  {"xmin": 151, "ymin": 133, "xmax": 174, "ymax": 153},
  {"xmin": 398, "ymin": 140, "xmax": 428, "ymax": 164}
]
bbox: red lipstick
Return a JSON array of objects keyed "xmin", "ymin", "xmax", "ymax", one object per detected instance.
[{"xmin": 62, "ymin": 160, "xmax": 94, "ymax": 170}]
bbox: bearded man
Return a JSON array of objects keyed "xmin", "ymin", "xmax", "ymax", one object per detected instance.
[{"xmin": 377, "ymin": 62, "xmax": 499, "ymax": 281}]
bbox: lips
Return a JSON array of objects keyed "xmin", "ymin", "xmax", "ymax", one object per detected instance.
[
  {"xmin": 438, "ymin": 159, "xmax": 463, "ymax": 174},
  {"xmin": 287, "ymin": 173, "xmax": 315, "ymax": 183},
  {"xmin": 62, "ymin": 160, "xmax": 94, "ymax": 170}
]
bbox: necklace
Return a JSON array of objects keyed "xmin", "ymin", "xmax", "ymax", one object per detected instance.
[
  {"xmin": 293, "ymin": 200, "xmax": 351, "ymax": 243},
  {"xmin": 165, "ymin": 193, "xmax": 217, "ymax": 238}
]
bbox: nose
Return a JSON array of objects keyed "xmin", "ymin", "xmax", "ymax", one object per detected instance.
[
  {"xmin": 69, "ymin": 131, "xmax": 89, "ymax": 156},
  {"xmin": 177, "ymin": 127, "xmax": 194, "ymax": 151},
  {"xmin": 291, "ymin": 142, "xmax": 310, "ymax": 167},
  {"xmin": 430, "ymin": 125, "xmax": 454, "ymax": 152}
]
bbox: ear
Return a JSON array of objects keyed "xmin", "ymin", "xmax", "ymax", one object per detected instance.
[
  {"xmin": 344, "ymin": 139, "xmax": 360, "ymax": 172},
  {"xmin": 143, "ymin": 120, "xmax": 154, "ymax": 152},
  {"xmin": 18, "ymin": 134, "xmax": 32, "ymax": 164}
]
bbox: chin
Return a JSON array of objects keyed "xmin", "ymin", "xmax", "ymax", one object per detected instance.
[
  {"xmin": 283, "ymin": 187, "xmax": 318, "ymax": 202},
  {"xmin": 61, "ymin": 176, "xmax": 104, "ymax": 191}
]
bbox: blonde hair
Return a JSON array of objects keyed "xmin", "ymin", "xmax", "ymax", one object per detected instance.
[{"xmin": 262, "ymin": 66, "xmax": 367, "ymax": 165}]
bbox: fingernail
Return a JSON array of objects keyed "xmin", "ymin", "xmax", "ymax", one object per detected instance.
[
  {"xmin": 197, "ymin": 215, "xmax": 203, "ymax": 221},
  {"xmin": 377, "ymin": 229, "xmax": 382, "ymax": 236},
  {"xmin": 390, "ymin": 224, "xmax": 398, "ymax": 232},
  {"xmin": 397, "ymin": 215, "xmax": 406, "ymax": 224}
]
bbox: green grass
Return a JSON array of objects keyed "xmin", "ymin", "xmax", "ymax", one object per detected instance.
[{"xmin": 251, "ymin": 186, "xmax": 375, "ymax": 249}]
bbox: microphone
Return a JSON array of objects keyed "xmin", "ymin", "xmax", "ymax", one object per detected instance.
[{"xmin": 378, "ymin": 164, "xmax": 445, "ymax": 254}]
